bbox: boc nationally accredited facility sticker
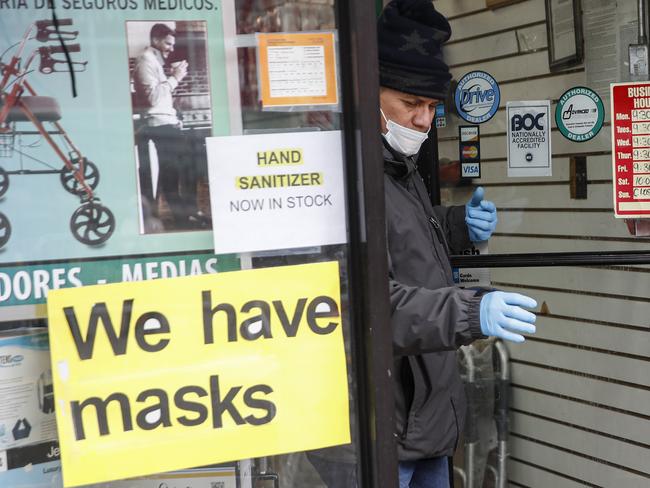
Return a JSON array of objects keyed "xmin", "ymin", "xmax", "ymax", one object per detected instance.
[
  {"xmin": 206, "ymin": 131, "xmax": 347, "ymax": 254},
  {"xmin": 507, "ymin": 101, "xmax": 552, "ymax": 177},
  {"xmin": 455, "ymin": 71, "xmax": 500, "ymax": 124},
  {"xmin": 555, "ymin": 86, "xmax": 605, "ymax": 142}
]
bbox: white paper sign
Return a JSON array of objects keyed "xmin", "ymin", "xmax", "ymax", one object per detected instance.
[
  {"xmin": 507, "ymin": 101, "xmax": 552, "ymax": 177},
  {"xmin": 268, "ymin": 45, "xmax": 327, "ymax": 98},
  {"xmin": 206, "ymin": 131, "xmax": 347, "ymax": 254}
]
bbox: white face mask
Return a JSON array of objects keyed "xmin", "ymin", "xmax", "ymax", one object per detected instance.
[{"xmin": 381, "ymin": 109, "xmax": 430, "ymax": 156}]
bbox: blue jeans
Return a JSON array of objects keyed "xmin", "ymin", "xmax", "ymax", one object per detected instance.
[{"xmin": 399, "ymin": 457, "xmax": 450, "ymax": 488}]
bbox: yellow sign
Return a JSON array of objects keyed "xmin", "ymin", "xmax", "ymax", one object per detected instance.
[
  {"xmin": 257, "ymin": 32, "xmax": 338, "ymax": 107},
  {"xmin": 46, "ymin": 262, "xmax": 350, "ymax": 487}
]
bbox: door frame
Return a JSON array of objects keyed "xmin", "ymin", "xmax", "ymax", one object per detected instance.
[{"xmin": 337, "ymin": 1, "xmax": 399, "ymax": 487}]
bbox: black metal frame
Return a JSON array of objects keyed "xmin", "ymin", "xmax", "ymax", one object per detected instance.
[
  {"xmin": 451, "ymin": 250, "xmax": 650, "ymax": 268},
  {"xmin": 337, "ymin": 1, "xmax": 398, "ymax": 487},
  {"xmin": 545, "ymin": 0, "xmax": 584, "ymax": 71}
]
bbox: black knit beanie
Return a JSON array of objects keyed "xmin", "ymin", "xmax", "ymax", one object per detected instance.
[{"xmin": 377, "ymin": 0, "xmax": 452, "ymax": 99}]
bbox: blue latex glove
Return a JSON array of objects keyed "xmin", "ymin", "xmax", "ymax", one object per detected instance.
[
  {"xmin": 465, "ymin": 187, "xmax": 498, "ymax": 242},
  {"xmin": 480, "ymin": 292, "xmax": 537, "ymax": 343}
]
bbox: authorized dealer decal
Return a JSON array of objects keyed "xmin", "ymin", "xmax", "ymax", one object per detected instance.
[{"xmin": 556, "ymin": 86, "xmax": 605, "ymax": 142}]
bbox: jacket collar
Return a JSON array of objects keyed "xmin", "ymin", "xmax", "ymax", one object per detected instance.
[
  {"xmin": 146, "ymin": 46, "xmax": 165, "ymax": 66},
  {"xmin": 382, "ymin": 137, "xmax": 419, "ymax": 179}
]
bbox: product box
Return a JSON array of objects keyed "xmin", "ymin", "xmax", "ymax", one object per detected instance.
[
  {"xmin": 0, "ymin": 448, "xmax": 236, "ymax": 488},
  {"xmin": 0, "ymin": 328, "xmax": 57, "ymax": 450},
  {"xmin": 0, "ymin": 441, "xmax": 62, "ymax": 487}
]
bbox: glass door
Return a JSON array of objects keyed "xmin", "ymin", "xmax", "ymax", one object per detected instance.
[{"xmin": 432, "ymin": 0, "xmax": 650, "ymax": 485}]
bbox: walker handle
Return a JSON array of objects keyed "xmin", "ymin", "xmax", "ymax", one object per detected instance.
[
  {"xmin": 48, "ymin": 44, "xmax": 81, "ymax": 54},
  {"xmin": 36, "ymin": 19, "xmax": 73, "ymax": 28}
]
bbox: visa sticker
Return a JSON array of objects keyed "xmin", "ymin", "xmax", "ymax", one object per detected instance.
[{"xmin": 461, "ymin": 162, "xmax": 481, "ymax": 178}]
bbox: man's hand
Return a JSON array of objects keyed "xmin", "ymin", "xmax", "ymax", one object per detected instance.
[
  {"xmin": 465, "ymin": 186, "xmax": 497, "ymax": 242},
  {"xmin": 172, "ymin": 60, "xmax": 188, "ymax": 83},
  {"xmin": 480, "ymin": 291, "xmax": 537, "ymax": 343}
]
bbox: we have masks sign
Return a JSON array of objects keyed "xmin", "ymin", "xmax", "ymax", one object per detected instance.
[{"xmin": 46, "ymin": 262, "xmax": 350, "ymax": 486}]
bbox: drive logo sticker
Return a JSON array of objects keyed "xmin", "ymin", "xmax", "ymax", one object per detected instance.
[
  {"xmin": 455, "ymin": 71, "xmax": 500, "ymax": 124},
  {"xmin": 46, "ymin": 262, "xmax": 350, "ymax": 487}
]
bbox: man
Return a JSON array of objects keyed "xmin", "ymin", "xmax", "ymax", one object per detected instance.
[
  {"xmin": 307, "ymin": 2, "xmax": 537, "ymax": 486},
  {"xmin": 133, "ymin": 23, "xmax": 207, "ymax": 231},
  {"xmin": 377, "ymin": 1, "xmax": 538, "ymax": 486}
]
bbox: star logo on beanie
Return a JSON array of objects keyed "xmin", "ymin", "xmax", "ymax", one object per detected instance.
[{"xmin": 399, "ymin": 30, "xmax": 430, "ymax": 56}]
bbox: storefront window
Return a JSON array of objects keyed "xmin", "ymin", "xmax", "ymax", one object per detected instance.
[{"xmin": 0, "ymin": 1, "xmax": 365, "ymax": 487}]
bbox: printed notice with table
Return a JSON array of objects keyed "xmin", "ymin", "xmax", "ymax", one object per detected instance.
[
  {"xmin": 257, "ymin": 32, "xmax": 338, "ymax": 108},
  {"xmin": 611, "ymin": 82, "xmax": 650, "ymax": 217}
]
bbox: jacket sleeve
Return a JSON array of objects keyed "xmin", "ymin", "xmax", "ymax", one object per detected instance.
[
  {"xmin": 133, "ymin": 56, "xmax": 178, "ymax": 109},
  {"xmin": 432, "ymin": 204, "xmax": 472, "ymax": 254},
  {"xmin": 388, "ymin": 253, "xmax": 487, "ymax": 356}
]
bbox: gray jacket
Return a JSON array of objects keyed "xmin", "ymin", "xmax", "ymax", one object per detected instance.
[{"xmin": 384, "ymin": 145, "xmax": 486, "ymax": 460}]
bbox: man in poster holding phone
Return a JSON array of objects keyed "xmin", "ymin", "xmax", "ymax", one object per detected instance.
[{"xmin": 133, "ymin": 23, "xmax": 207, "ymax": 231}]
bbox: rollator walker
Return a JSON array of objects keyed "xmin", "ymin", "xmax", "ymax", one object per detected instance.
[
  {"xmin": 455, "ymin": 339, "xmax": 510, "ymax": 488},
  {"xmin": 0, "ymin": 18, "xmax": 115, "ymax": 249}
]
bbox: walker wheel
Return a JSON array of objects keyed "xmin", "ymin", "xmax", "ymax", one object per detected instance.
[
  {"xmin": 61, "ymin": 159, "xmax": 100, "ymax": 195},
  {"xmin": 0, "ymin": 211, "xmax": 11, "ymax": 248},
  {"xmin": 70, "ymin": 202, "xmax": 115, "ymax": 246},
  {"xmin": 0, "ymin": 167, "xmax": 8, "ymax": 198}
]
